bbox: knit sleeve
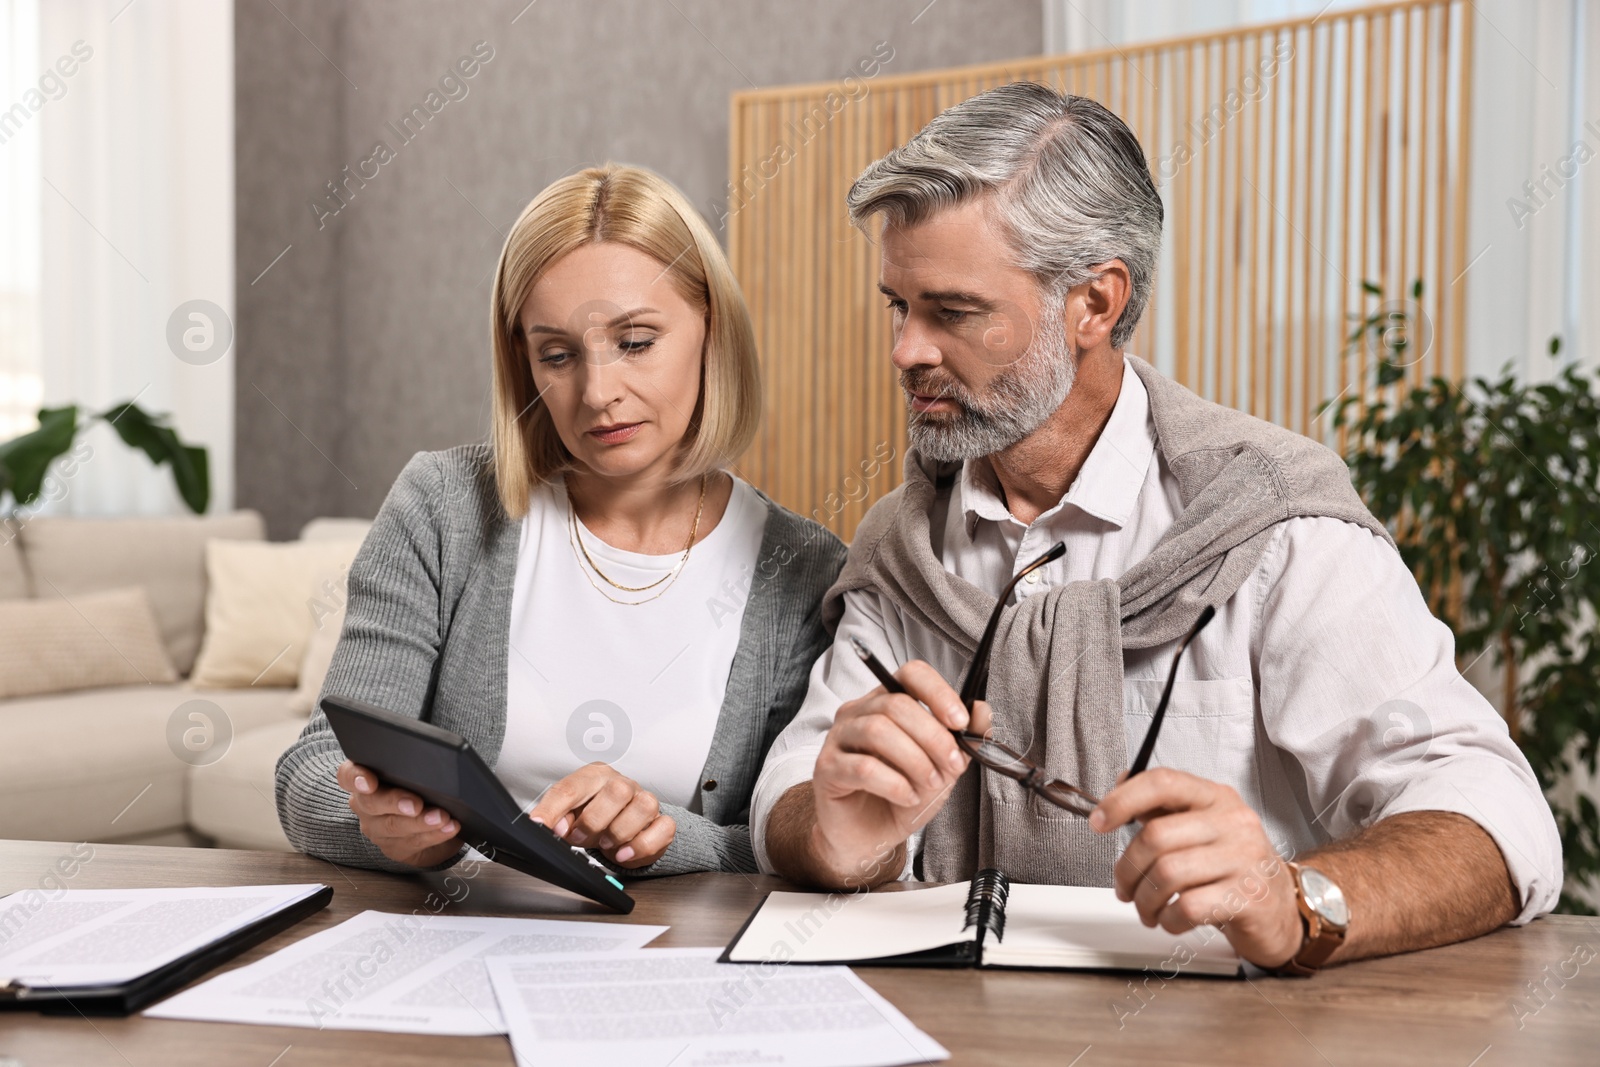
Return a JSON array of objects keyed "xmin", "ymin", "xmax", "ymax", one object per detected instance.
[{"xmin": 274, "ymin": 451, "xmax": 461, "ymax": 873}]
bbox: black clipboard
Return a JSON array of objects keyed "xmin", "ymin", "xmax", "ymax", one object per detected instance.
[
  {"xmin": 0, "ymin": 884, "xmax": 333, "ymax": 1016},
  {"xmin": 321, "ymin": 695, "xmax": 635, "ymax": 914}
]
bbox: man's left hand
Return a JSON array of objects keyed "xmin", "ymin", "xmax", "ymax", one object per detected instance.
[{"xmin": 1090, "ymin": 767, "xmax": 1305, "ymax": 968}]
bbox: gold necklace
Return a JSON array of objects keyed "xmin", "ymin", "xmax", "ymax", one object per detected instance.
[{"xmin": 567, "ymin": 473, "xmax": 708, "ymax": 605}]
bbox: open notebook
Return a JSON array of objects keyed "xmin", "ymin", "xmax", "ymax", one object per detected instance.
[{"xmin": 722, "ymin": 870, "xmax": 1241, "ymax": 976}]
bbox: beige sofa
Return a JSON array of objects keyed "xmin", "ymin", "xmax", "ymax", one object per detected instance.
[{"xmin": 0, "ymin": 511, "xmax": 367, "ymax": 851}]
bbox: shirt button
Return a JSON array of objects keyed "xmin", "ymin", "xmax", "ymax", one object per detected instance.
[
  {"xmin": 1024, "ymin": 571, "xmax": 1041, "ymax": 584},
  {"xmin": 702, "ymin": 779, "xmax": 717, "ymax": 792}
]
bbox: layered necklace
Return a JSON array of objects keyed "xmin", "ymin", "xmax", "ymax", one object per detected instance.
[{"xmin": 566, "ymin": 473, "xmax": 709, "ymax": 606}]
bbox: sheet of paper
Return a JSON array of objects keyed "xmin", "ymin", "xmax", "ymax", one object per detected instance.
[
  {"xmin": 144, "ymin": 909, "xmax": 666, "ymax": 1035},
  {"xmin": 0, "ymin": 884, "xmax": 326, "ymax": 988},
  {"xmin": 983, "ymin": 884, "xmax": 1241, "ymax": 975},
  {"xmin": 725, "ymin": 884, "xmax": 972, "ymax": 963},
  {"xmin": 487, "ymin": 947, "xmax": 948, "ymax": 1067}
]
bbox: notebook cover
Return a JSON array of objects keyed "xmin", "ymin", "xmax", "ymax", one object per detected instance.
[{"xmin": 0, "ymin": 884, "xmax": 334, "ymax": 1016}]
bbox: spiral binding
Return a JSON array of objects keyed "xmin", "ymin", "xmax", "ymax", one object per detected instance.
[{"xmin": 963, "ymin": 868, "xmax": 1010, "ymax": 947}]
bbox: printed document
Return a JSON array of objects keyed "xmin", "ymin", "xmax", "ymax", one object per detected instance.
[
  {"xmin": 487, "ymin": 947, "xmax": 949, "ymax": 1067},
  {"xmin": 145, "ymin": 909, "xmax": 666, "ymax": 1034}
]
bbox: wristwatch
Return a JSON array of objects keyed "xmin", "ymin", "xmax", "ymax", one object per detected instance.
[{"xmin": 1277, "ymin": 861, "xmax": 1349, "ymax": 975}]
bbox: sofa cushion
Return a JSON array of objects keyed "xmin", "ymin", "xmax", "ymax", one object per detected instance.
[
  {"xmin": 21, "ymin": 511, "xmax": 266, "ymax": 676},
  {"xmin": 299, "ymin": 517, "xmax": 373, "ymax": 542},
  {"xmin": 0, "ymin": 587, "xmax": 177, "ymax": 698},
  {"xmin": 0, "ymin": 682, "xmax": 298, "ymax": 843},
  {"xmin": 0, "ymin": 519, "xmax": 27, "ymax": 600},
  {"xmin": 190, "ymin": 538, "xmax": 363, "ymax": 688},
  {"xmin": 289, "ymin": 576, "xmax": 348, "ymax": 715},
  {"xmin": 188, "ymin": 718, "xmax": 307, "ymax": 851},
  {"xmin": 294, "ymin": 514, "xmax": 365, "ymax": 712}
]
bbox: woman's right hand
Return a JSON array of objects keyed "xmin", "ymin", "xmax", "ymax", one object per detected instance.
[{"xmin": 337, "ymin": 759, "xmax": 462, "ymax": 867}]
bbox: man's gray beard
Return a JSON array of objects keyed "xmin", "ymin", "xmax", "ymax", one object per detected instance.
[{"xmin": 902, "ymin": 312, "xmax": 1077, "ymax": 463}]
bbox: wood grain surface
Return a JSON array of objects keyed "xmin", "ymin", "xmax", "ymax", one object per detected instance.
[{"xmin": 1, "ymin": 839, "xmax": 1595, "ymax": 1066}]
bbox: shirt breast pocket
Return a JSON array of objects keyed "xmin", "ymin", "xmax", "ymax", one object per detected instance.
[{"xmin": 1122, "ymin": 676, "xmax": 1263, "ymax": 809}]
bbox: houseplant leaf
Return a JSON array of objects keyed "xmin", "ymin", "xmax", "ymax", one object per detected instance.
[
  {"xmin": 98, "ymin": 402, "xmax": 211, "ymax": 514},
  {"xmin": 0, "ymin": 406, "xmax": 80, "ymax": 507}
]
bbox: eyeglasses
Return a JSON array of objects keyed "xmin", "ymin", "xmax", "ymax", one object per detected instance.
[{"xmin": 852, "ymin": 541, "xmax": 1216, "ymax": 818}]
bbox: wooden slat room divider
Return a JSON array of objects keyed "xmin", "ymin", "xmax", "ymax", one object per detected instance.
[{"xmin": 727, "ymin": 0, "xmax": 1474, "ymax": 541}]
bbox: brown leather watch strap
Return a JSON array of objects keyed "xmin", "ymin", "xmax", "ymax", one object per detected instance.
[
  {"xmin": 1277, "ymin": 915, "xmax": 1345, "ymax": 976},
  {"xmin": 1294, "ymin": 921, "xmax": 1346, "ymax": 971},
  {"xmin": 1274, "ymin": 861, "xmax": 1348, "ymax": 976}
]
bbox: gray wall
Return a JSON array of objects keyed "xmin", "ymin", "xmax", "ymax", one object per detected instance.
[{"xmin": 236, "ymin": 0, "xmax": 1041, "ymax": 537}]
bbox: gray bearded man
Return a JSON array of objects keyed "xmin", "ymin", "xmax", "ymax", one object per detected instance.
[{"xmin": 750, "ymin": 82, "xmax": 1561, "ymax": 973}]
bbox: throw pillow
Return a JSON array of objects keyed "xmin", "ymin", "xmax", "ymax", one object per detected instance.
[
  {"xmin": 288, "ymin": 578, "xmax": 348, "ymax": 715},
  {"xmin": 0, "ymin": 587, "xmax": 178, "ymax": 698},
  {"xmin": 189, "ymin": 539, "xmax": 363, "ymax": 688}
]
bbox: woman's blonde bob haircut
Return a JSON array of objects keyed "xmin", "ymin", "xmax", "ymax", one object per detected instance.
[{"xmin": 489, "ymin": 164, "xmax": 762, "ymax": 518}]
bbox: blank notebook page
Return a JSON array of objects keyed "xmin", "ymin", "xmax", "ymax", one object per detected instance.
[
  {"xmin": 985, "ymin": 884, "xmax": 1240, "ymax": 974},
  {"xmin": 726, "ymin": 883, "xmax": 972, "ymax": 963}
]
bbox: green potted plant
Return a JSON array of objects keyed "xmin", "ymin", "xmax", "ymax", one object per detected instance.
[
  {"xmin": 0, "ymin": 402, "xmax": 209, "ymax": 516},
  {"xmin": 1327, "ymin": 280, "xmax": 1600, "ymax": 913}
]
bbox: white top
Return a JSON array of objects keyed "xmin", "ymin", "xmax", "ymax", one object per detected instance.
[
  {"xmin": 750, "ymin": 358, "xmax": 1561, "ymax": 923},
  {"xmin": 499, "ymin": 474, "xmax": 769, "ymax": 811}
]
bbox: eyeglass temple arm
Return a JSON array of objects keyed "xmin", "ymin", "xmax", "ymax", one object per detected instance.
[
  {"xmin": 1127, "ymin": 604, "xmax": 1217, "ymax": 776},
  {"xmin": 957, "ymin": 541, "xmax": 1067, "ymax": 710}
]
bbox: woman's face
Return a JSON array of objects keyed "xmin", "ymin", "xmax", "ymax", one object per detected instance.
[{"xmin": 519, "ymin": 241, "xmax": 707, "ymax": 483}]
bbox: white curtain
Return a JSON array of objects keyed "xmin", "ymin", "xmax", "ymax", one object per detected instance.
[
  {"xmin": 1044, "ymin": 0, "xmax": 1357, "ymax": 57},
  {"xmin": 1481, "ymin": 0, "xmax": 1600, "ymax": 381},
  {"xmin": 0, "ymin": 0, "xmax": 43, "ymax": 443},
  {"xmin": 1043, "ymin": 0, "xmax": 1600, "ymax": 382},
  {"xmin": 36, "ymin": 0, "xmax": 233, "ymax": 516}
]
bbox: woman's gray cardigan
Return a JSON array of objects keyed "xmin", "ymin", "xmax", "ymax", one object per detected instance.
[{"xmin": 274, "ymin": 444, "xmax": 846, "ymax": 877}]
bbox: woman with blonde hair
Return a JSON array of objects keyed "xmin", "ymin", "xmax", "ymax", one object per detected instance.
[{"xmin": 276, "ymin": 165, "xmax": 845, "ymax": 875}]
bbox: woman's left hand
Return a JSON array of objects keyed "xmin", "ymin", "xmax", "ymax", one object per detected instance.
[{"xmin": 527, "ymin": 762, "xmax": 676, "ymax": 869}]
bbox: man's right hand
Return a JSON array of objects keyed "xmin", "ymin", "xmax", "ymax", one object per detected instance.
[
  {"xmin": 337, "ymin": 759, "xmax": 462, "ymax": 868},
  {"xmin": 804, "ymin": 660, "xmax": 992, "ymax": 887}
]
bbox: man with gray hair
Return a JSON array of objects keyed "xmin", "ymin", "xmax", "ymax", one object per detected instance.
[{"xmin": 750, "ymin": 82, "xmax": 1560, "ymax": 973}]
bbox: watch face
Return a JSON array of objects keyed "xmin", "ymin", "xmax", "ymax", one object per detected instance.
[{"xmin": 1300, "ymin": 867, "xmax": 1350, "ymax": 927}]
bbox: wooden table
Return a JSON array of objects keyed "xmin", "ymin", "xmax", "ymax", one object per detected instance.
[{"xmin": 1, "ymin": 840, "xmax": 1595, "ymax": 1065}]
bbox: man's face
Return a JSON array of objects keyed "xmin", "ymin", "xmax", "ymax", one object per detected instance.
[{"xmin": 877, "ymin": 197, "xmax": 1077, "ymax": 462}]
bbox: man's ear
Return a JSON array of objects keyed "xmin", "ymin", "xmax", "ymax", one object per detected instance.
[{"xmin": 1066, "ymin": 259, "xmax": 1132, "ymax": 352}]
